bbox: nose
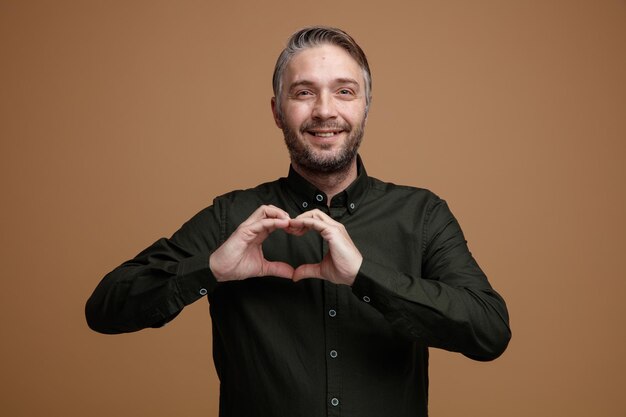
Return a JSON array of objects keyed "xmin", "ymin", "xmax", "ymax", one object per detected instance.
[{"xmin": 311, "ymin": 91, "xmax": 337, "ymax": 120}]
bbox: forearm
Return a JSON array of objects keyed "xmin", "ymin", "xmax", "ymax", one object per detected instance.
[
  {"xmin": 86, "ymin": 205, "xmax": 223, "ymax": 334},
  {"xmin": 352, "ymin": 259, "xmax": 510, "ymax": 360},
  {"xmin": 350, "ymin": 197, "xmax": 511, "ymax": 360},
  {"xmin": 85, "ymin": 240, "xmax": 216, "ymax": 334}
]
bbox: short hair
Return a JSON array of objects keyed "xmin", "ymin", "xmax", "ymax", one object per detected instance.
[{"xmin": 272, "ymin": 26, "xmax": 372, "ymax": 117}]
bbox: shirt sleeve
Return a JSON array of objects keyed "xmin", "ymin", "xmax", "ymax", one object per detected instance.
[
  {"xmin": 351, "ymin": 197, "xmax": 511, "ymax": 361},
  {"xmin": 85, "ymin": 203, "xmax": 223, "ymax": 334}
]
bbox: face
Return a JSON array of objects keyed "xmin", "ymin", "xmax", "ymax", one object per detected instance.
[{"xmin": 272, "ymin": 44, "xmax": 368, "ymax": 174}]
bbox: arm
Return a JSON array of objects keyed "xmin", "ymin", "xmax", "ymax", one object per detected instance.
[
  {"xmin": 85, "ymin": 203, "xmax": 295, "ymax": 334},
  {"xmin": 351, "ymin": 198, "xmax": 511, "ymax": 361},
  {"xmin": 85, "ymin": 205, "xmax": 222, "ymax": 334},
  {"xmin": 289, "ymin": 201, "xmax": 511, "ymax": 361}
]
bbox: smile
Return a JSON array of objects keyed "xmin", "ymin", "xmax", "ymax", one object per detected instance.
[{"xmin": 307, "ymin": 130, "xmax": 343, "ymax": 138}]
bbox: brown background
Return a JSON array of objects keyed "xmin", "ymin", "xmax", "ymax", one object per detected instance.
[{"xmin": 1, "ymin": 0, "xmax": 625, "ymax": 416}]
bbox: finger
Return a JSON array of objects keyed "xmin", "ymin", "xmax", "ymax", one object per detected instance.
[
  {"xmin": 261, "ymin": 205, "xmax": 290, "ymax": 220},
  {"xmin": 241, "ymin": 205, "xmax": 290, "ymax": 226},
  {"xmin": 292, "ymin": 263, "xmax": 323, "ymax": 282},
  {"xmin": 262, "ymin": 261, "xmax": 295, "ymax": 279},
  {"xmin": 284, "ymin": 222, "xmax": 309, "ymax": 236},
  {"xmin": 293, "ymin": 209, "xmax": 334, "ymax": 223},
  {"xmin": 288, "ymin": 217, "xmax": 331, "ymax": 236},
  {"xmin": 243, "ymin": 218, "xmax": 290, "ymax": 241},
  {"xmin": 291, "ymin": 210, "xmax": 341, "ymax": 235}
]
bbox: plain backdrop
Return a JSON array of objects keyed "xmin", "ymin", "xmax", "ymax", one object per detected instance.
[{"xmin": 1, "ymin": 1, "xmax": 625, "ymax": 416}]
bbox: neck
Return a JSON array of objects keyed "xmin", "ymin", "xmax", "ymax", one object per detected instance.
[{"xmin": 292, "ymin": 158, "xmax": 358, "ymax": 204}]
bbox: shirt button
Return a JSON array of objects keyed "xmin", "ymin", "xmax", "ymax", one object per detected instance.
[
  {"xmin": 330, "ymin": 398, "xmax": 339, "ymax": 407},
  {"xmin": 302, "ymin": 202, "xmax": 308, "ymax": 208},
  {"xmin": 199, "ymin": 288, "xmax": 208, "ymax": 296},
  {"xmin": 316, "ymin": 194, "xmax": 324, "ymax": 202},
  {"xmin": 362, "ymin": 295, "xmax": 371, "ymax": 303},
  {"xmin": 330, "ymin": 350, "xmax": 338, "ymax": 358},
  {"xmin": 328, "ymin": 309, "xmax": 337, "ymax": 317}
]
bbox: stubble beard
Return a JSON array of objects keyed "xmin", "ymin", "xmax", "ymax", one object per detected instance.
[{"xmin": 281, "ymin": 117, "xmax": 365, "ymax": 175}]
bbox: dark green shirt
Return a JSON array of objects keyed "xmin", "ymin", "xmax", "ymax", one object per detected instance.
[{"xmin": 86, "ymin": 157, "xmax": 511, "ymax": 417}]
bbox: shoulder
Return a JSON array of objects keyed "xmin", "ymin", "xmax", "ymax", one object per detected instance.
[
  {"xmin": 367, "ymin": 176, "xmax": 443, "ymax": 206},
  {"xmin": 366, "ymin": 177, "xmax": 461, "ymax": 239},
  {"xmin": 214, "ymin": 178, "xmax": 283, "ymax": 203},
  {"xmin": 360, "ymin": 176, "xmax": 452, "ymax": 226},
  {"xmin": 210, "ymin": 178, "xmax": 286, "ymax": 221}
]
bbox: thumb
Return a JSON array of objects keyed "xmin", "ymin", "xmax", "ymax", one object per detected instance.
[
  {"xmin": 262, "ymin": 261, "xmax": 295, "ymax": 280},
  {"xmin": 292, "ymin": 263, "xmax": 322, "ymax": 282}
]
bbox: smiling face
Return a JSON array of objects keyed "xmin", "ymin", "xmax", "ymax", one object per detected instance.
[{"xmin": 272, "ymin": 44, "xmax": 368, "ymax": 174}]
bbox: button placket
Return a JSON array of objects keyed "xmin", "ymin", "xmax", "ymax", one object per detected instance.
[{"xmin": 323, "ymin": 276, "xmax": 341, "ymax": 416}]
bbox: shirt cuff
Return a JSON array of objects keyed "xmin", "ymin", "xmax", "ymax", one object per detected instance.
[
  {"xmin": 351, "ymin": 258, "xmax": 397, "ymax": 309},
  {"xmin": 175, "ymin": 253, "xmax": 219, "ymax": 304}
]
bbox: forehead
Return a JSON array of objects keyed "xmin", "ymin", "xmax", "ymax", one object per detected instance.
[{"xmin": 283, "ymin": 44, "xmax": 364, "ymax": 88}]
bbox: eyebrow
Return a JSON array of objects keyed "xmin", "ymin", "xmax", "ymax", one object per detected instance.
[{"xmin": 287, "ymin": 78, "xmax": 361, "ymax": 91}]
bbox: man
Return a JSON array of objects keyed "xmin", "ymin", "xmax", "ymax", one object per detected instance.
[{"xmin": 86, "ymin": 26, "xmax": 511, "ymax": 417}]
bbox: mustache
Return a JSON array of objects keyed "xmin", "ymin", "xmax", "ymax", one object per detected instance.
[{"xmin": 299, "ymin": 120, "xmax": 351, "ymax": 133}]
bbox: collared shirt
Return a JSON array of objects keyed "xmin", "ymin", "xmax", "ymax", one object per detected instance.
[{"xmin": 86, "ymin": 157, "xmax": 511, "ymax": 417}]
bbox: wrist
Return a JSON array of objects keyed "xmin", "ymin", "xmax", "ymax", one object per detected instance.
[{"xmin": 208, "ymin": 253, "xmax": 225, "ymax": 282}]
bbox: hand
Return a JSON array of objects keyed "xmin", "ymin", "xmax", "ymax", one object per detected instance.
[
  {"xmin": 287, "ymin": 209, "xmax": 363, "ymax": 285},
  {"xmin": 209, "ymin": 205, "xmax": 294, "ymax": 282}
]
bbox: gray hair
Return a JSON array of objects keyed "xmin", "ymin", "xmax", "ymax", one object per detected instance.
[{"xmin": 272, "ymin": 26, "xmax": 372, "ymax": 118}]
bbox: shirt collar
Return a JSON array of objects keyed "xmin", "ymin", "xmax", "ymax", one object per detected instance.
[{"xmin": 282, "ymin": 155, "xmax": 370, "ymax": 214}]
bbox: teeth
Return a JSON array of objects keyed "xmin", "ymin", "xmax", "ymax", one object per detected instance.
[{"xmin": 313, "ymin": 132, "xmax": 337, "ymax": 137}]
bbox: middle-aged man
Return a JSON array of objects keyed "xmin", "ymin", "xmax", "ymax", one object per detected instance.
[{"xmin": 86, "ymin": 26, "xmax": 511, "ymax": 417}]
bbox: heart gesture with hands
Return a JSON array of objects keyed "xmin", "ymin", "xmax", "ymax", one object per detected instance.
[
  {"xmin": 287, "ymin": 209, "xmax": 362, "ymax": 285},
  {"xmin": 209, "ymin": 205, "xmax": 363, "ymax": 286},
  {"xmin": 209, "ymin": 205, "xmax": 295, "ymax": 281}
]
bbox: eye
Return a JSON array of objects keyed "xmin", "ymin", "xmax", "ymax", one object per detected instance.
[
  {"xmin": 296, "ymin": 90, "xmax": 313, "ymax": 97},
  {"xmin": 336, "ymin": 88, "xmax": 357, "ymax": 99}
]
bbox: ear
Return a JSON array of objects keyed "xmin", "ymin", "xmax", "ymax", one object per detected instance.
[
  {"xmin": 364, "ymin": 96, "xmax": 371, "ymax": 125},
  {"xmin": 271, "ymin": 97, "xmax": 282, "ymax": 129}
]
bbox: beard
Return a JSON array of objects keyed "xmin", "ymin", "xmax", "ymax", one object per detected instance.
[{"xmin": 281, "ymin": 117, "xmax": 365, "ymax": 175}]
